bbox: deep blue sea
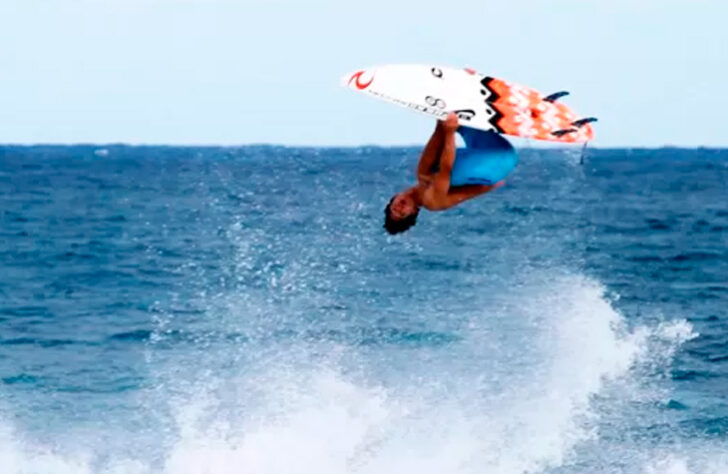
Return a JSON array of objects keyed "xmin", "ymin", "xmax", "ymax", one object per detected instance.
[{"xmin": 0, "ymin": 145, "xmax": 726, "ymax": 473}]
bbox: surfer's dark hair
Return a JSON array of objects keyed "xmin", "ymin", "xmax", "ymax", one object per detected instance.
[{"xmin": 384, "ymin": 197, "xmax": 419, "ymax": 235}]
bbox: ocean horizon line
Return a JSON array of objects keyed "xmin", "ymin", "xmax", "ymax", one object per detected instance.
[{"xmin": 2, "ymin": 143, "xmax": 727, "ymax": 151}]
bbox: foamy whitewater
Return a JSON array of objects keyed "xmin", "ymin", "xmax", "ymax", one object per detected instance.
[{"xmin": 0, "ymin": 146, "xmax": 726, "ymax": 473}]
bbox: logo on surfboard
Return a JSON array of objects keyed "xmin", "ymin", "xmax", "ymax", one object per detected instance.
[{"xmin": 348, "ymin": 70, "xmax": 374, "ymax": 90}]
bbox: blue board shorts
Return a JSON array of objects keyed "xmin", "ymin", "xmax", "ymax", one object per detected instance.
[{"xmin": 449, "ymin": 126, "xmax": 519, "ymax": 187}]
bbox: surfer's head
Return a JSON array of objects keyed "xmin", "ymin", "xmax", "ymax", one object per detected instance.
[{"xmin": 384, "ymin": 193, "xmax": 419, "ymax": 235}]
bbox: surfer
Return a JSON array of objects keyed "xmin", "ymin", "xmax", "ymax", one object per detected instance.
[{"xmin": 384, "ymin": 113, "xmax": 505, "ymax": 235}]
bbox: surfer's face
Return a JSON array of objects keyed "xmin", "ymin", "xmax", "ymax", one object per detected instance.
[
  {"xmin": 384, "ymin": 193, "xmax": 419, "ymax": 235},
  {"xmin": 389, "ymin": 193, "xmax": 417, "ymax": 220}
]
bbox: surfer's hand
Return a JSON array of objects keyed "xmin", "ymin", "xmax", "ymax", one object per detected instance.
[{"xmin": 442, "ymin": 113, "xmax": 459, "ymax": 133}]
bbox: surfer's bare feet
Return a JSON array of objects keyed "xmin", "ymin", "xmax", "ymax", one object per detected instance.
[{"xmin": 442, "ymin": 112, "xmax": 459, "ymax": 133}]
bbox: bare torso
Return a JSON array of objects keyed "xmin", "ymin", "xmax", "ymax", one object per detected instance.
[{"xmin": 417, "ymin": 178, "xmax": 499, "ymax": 211}]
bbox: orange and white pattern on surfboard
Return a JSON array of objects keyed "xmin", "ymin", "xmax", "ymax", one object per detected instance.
[{"xmin": 485, "ymin": 77, "xmax": 595, "ymax": 143}]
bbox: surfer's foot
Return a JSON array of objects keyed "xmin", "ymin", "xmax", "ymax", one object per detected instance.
[{"xmin": 442, "ymin": 112, "xmax": 459, "ymax": 133}]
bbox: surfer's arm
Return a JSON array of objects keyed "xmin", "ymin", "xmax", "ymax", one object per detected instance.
[
  {"xmin": 431, "ymin": 124, "xmax": 457, "ymax": 197},
  {"xmin": 416, "ymin": 121, "xmax": 444, "ymax": 182}
]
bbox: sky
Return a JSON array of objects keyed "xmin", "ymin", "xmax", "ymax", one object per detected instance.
[{"xmin": 1, "ymin": 0, "xmax": 727, "ymax": 147}]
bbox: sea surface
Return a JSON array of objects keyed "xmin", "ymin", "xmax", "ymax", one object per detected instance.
[{"xmin": 0, "ymin": 145, "xmax": 726, "ymax": 473}]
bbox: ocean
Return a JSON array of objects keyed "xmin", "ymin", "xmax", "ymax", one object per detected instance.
[{"xmin": 0, "ymin": 145, "xmax": 726, "ymax": 473}]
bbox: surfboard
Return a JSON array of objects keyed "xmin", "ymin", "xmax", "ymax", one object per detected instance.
[{"xmin": 341, "ymin": 64, "xmax": 596, "ymax": 143}]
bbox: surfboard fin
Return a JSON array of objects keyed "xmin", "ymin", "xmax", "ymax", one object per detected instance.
[
  {"xmin": 572, "ymin": 117, "xmax": 598, "ymax": 128},
  {"xmin": 551, "ymin": 128, "xmax": 577, "ymax": 137},
  {"xmin": 543, "ymin": 91, "xmax": 570, "ymax": 103},
  {"xmin": 552, "ymin": 118, "xmax": 597, "ymax": 138}
]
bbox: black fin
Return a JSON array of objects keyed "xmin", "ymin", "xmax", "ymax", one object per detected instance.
[
  {"xmin": 543, "ymin": 91, "xmax": 570, "ymax": 103},
  {"xmin": 572, "ymin": 117, "xmax": 598, "ymax": 128},
  {"xmin": 552, "ymin": 128, "xmax": 577, "ymax": 137}
]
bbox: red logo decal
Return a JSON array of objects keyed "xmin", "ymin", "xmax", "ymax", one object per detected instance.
[
  {"xmin": 349, "ymin": 70, "xmax": 374, "ymax": 90},
  {"xmin": 464, "ymin": 68, "xmax": 476, "ymax": 75}
]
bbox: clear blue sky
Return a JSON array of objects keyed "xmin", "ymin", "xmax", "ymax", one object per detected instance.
[{"xmin": 1, "ymin": 0, "xmax": 726, "ymax": 147}]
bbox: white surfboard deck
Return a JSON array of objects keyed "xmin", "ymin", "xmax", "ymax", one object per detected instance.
[
  {"xmin": 341, "ymin": 64, "xmax": 595, "ymax": 143},
  {"xmin": 341, "ymin": 64, "xmax": 500, "ymax": 132}
]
